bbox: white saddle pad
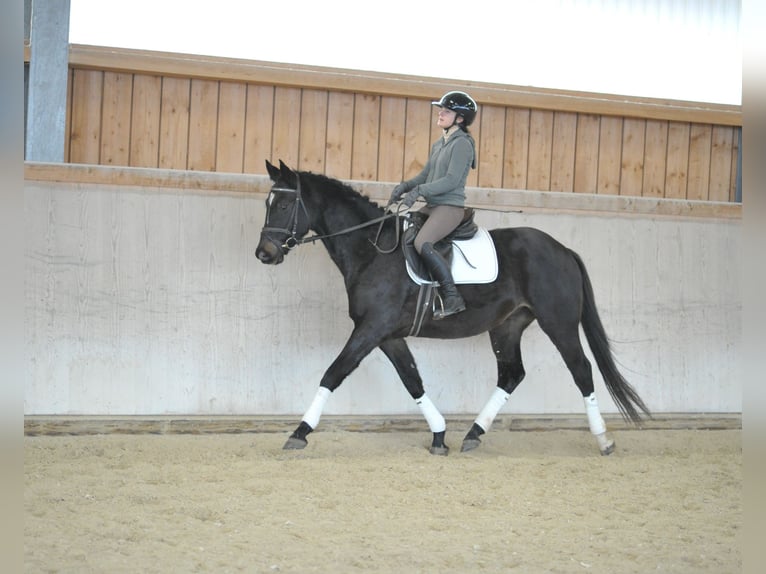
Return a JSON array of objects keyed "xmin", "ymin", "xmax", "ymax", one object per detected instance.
[{"xmin": 406, "ymin": 227, "xmax": 498, "ymax": 285}]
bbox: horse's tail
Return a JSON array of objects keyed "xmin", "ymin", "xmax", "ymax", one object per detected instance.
[{"xmin": 572, "ymin": 250, "xmax": 652, "ymax": 425}]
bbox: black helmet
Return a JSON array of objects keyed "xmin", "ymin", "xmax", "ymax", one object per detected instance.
[{"xmin": 432, "ymin": 91, "xmax": 478, "ymax": 126}]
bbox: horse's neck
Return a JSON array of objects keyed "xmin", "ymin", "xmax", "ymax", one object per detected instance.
[{"xmin": 308, "ymin": 193, "xmax": 380, "ymax": 279}]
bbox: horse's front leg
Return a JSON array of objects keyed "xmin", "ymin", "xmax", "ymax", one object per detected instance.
[
  {"xmin": 379, "ymin": 338, "xmax": 449, "ymax": 456},
  {"xmin": 283, "ymin": 327, "xmax": 380, "ymax": 450}
]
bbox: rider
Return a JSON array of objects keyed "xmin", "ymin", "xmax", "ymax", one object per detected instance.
[{"xmin": 389, "ymin": 90, "xmax": 478, "ymax": 320}]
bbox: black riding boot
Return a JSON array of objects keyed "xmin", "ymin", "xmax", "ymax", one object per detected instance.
[{"xmin": 420, "ymin": 242, "xmax": 466, "ymax": 320}]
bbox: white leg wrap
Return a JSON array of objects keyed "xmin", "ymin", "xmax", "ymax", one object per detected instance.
[
  {"xmin": 475, "ymin": 387, "xmax": 511, "ymax": 432},
  {"xmin": 303, "ymin": 387, "xmax": 332, "ymax": 429},
  {"xmin": 416, "ymin": 394, "xmax": 446, "ymax": 433},
  {"xmin": 584, "ymin": 392, "xmax": 607, "ymax": 435}
]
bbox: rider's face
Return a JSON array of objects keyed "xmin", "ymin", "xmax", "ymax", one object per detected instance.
[{"xmin": 436, "ymin": 107, "xmax": 460, "ymax": 129}]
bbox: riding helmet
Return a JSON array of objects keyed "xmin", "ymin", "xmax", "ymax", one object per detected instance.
[{"xmin": 432, "ymin": 91, "xmax": 478, "ymax": 126}]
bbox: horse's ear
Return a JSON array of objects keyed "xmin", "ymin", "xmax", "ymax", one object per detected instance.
[
  {"xmin": 265, "ymin": 160, "xmax": 280, "ymax": 182},
  {"xmin": 278, "ymin": 160, "xmax": 297, "ymax": 187}
]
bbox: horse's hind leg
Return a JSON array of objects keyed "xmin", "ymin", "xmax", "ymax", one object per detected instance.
[
  {"xmin": 379, "ymin": 338, "xmax": 449, "ymax": 456},
  {"xmin": 537, "ymin": 314, "xmax": 615, "ymax": 455},
  {"xmin": 462, "ymin": 310, "xmax": 534, "ymax": 452}
]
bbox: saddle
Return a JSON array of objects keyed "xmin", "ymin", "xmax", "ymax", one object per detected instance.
[{"xmin": 403, "ymin": 209, "xmax": 498, "ymax": 285}]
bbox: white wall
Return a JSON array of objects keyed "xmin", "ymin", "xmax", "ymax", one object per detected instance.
[{"xmin": 24, "ymin": 169, "xmax": 742, "ymax": 417}]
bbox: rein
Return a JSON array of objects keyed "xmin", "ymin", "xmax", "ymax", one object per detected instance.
[{"xmin": 262, "ymin": 178, "xmax": 404, "ymax": 254}]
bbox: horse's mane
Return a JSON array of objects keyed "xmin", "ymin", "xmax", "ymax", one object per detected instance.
[{"xmin": 300, "ymin": 170, "xmax": 385, "ymax": 218}]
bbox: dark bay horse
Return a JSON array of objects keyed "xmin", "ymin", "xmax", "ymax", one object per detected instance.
[{"xmin": 256, "ymin": 160, "xmax": 650, "ymax": 455}]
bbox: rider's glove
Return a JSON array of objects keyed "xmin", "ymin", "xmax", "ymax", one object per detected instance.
[
  {"xmin": 389, "ymin": 182, "xmax": 409, "ymax": 204},
  {"xmin": 402, "ymin": 187, "xmax": 420, "ymax": 208}
]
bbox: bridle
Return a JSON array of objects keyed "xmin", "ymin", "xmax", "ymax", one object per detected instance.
[
  {"xmin": 260, "ymin": 176, "xmax": 404, "ymax": 255},
  {"xmin": 260, "ymin": 176, "xmax": 311, "ymax": 251}
]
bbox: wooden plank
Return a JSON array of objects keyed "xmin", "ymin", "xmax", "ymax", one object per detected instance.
[
  {"xmin": 708, "ymin": 125, "xmax": 734, "ymax": 202},
  {"xmin": 596, "ymin": 116, "xmax": 623, "ymax": 195},
  {"xmin": 503, "ymin": 108, "xmax": 529, "ymax": 189},
  {"xmin": 351, "ymin": 93, "xmax": 380, "ymax": 180},
  {"xmin": 573, "ymin": 113, "xmax": 600, "ymax": 193},
  {"xmin": 620, "ymin": 118, "xmax": 646, "ymax": 196},
  {"xmin": 550, "ymin": 111, "xmax": 577, "ymax": 192},
  {"xmin": 476, "ymin": 104, "xmax": 505, "ymax": 189},
  {"xmin": 243, "ymin": 84, "xmax": 274, "ymax": 174},
  {"xmin": 271, "ymin": 86, "xmax": 302, "ymax": 169},
  {"xmin": 642, "ymin": 120, "xmax": 668, "ymax": 197},
  {"xmin": 99, "ymin": 72, "xmax": 132, "ymax": 166},
  {"xmin": 665, "ymin": 122, "xmax": 690, "ymax": 199},
  {"xmin": 377, "ymin": 96, "xmax": 407, "ymax": 183},
  {"xmin": 187, "ymin": 79, "xmax": 220, "ymax": 172},
  {"xmin": 215, "ymin": 81, "xmax": 247, "ymax": 173},
  {"xmin": 687, "ymin": 124, "xmax": 713, "ymax": 201},
  {"xmin": 68, "ymin": 68, "xmax": 103, "ymax": 164},
  {"xmin": 402, "ymin": 98, "xmax": 432, "ymax": 181},
  {"xmin": 527, "ymin": 110, "xmax": 554, "ymax": 191},
  {"xmin": 298, "ymin": 89, "xmax": 328, "ymax": 174},
  {"xmin": 65, "ymin": 68, "xmax": 72, "ymax": 161},
  {"xmin": 324, "ymin": 91, "xmax": 354, "ymax": 179},
  {"xmin": 729, "ymin": 128, "xmax": 740, "ymax": 201},
  {"xmin": 158, "ymin": 77, "xmax": 190, "ymax": 170},
  {"xmin": 129, "ymin": 74, "xmax": 162, "ymax": 168}
]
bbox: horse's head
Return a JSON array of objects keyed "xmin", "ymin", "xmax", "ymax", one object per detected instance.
[{"xmin": 256, "ymin": 160, "xmax": 311, "ymax": 265}]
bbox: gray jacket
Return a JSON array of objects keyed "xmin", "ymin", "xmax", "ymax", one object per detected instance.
[{"xmin": 401, "ymin": 129, "xmax": 476, "ymax": 207}]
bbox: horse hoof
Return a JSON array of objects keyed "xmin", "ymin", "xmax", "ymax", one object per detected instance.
[
  {"xmin": 461, "ymin": 439, "xmax": 481, "ymax": 452},
  {"xmin": 600, "ymin": 441, "xmax": 616, "ymax": 456},
  {"xmin": 429, "ymin": 445, "xmax": 450, "ymax": 456},
  {"xmin": 283, "ymin": 437, "xmax": 308, "ymax": 450}
]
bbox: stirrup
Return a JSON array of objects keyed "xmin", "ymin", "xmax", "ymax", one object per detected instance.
[{"xmin": 433, "ymin": 293, "xmax": 466, "ymax": 320}]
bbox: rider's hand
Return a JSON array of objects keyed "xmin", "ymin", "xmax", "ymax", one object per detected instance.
[
  {"xmin": 402, "ymin": 188, "xmax": 420, "ymax": 208},
  {"xmin": 389, "ymin": 182, "xmax": 408, "ymax": 204}
]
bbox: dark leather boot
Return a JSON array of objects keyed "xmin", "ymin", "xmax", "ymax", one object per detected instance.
[{"xmin": 420, "ymin": 242, "xmax": 466, "ymax": 320}]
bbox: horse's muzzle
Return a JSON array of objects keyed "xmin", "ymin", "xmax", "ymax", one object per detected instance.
[{"xmin": 255, "ymin": 235, "xmax": 285, "ymax": 265}]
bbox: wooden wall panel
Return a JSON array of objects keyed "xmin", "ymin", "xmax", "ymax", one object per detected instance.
[
  {"xmin": 69, "ymin": 69, "xmax": 103, "ymax": 163},
  {"xmin": 324, "ymin": 92, "xmax": 354, "ymax": 179},
  {"xmin": 665, "ymin": 122, "xmax": 691, "ymax": 199},
  {"xmin": 687, "ymin": 124, "xmax": 713, "ymax": 201},
  {"xmin": 402, "ymin": 99, "xmax": 432, "ymax": 181},
  {"xmin": 271, "ymin": 87, "xmax": 301, "ymax": 169},
  {"xmin": 129, "ymin": 74, "xmax": 161, "ymax": 168},
  {"xmin": 377, "ymin": 96, "xmax": 406, "ymax": 183},
  {"xmin": 642, "ymin": 120, "xmax": 668, "ymax": 197},
  {"xmin": 351, "ymin": 94, "xmax": 380, "ymax": 181},
  {"xmin": 708, "ymin": 125, "xmax": 734, "ymax": 202},
  {"xmin": 527, "ymin": 110, "xmax": 554, "ymax": 191},
  {"xmin": 620, "ymin": 118, "xmax": 646, "ymax": 196},
  {"xmin": 187, "ymin": 79, "xmax": 219, "ymax": 172},
  {"xmin": 215, "ymin": 81, "xmax": 247, "ymax": 173},
  {"xmin": 729, "ymin": 131, "xmax": 740, "ymax": 201},
  {"xmin": 550, "ymin": 112, "xmax": 577, "ymax": 192},
  {"xmin": 243, "ymin": 85, "xmax": 274, "ymax": 174},
  {"xmin": 503, "ymin": 108, "xmax": 530, "ymax": 190},
  {"xmin": 159, "ymin": 77, "xmax": 190, "ymax": 170},
  {"xmin": 597, "ymin": 116, "xmax": 623, "ymax": 195},
  {"xmin": 573, "ymin": 114, "xmax": 600, "ymax": 193},
  {"xmin": 298, "ymin": 89, "xmax": 328, "ymax": 174},
  {"xmin": 63, "ymin": 48, "xmax": 740, "ymax": 204},
  {"xmin": 100, "ymin": 72, "xmax": 132, "ymax": 166},
  {"xmin": 477, "ymin": 105, "xmax": 506, "ymax": 189}
]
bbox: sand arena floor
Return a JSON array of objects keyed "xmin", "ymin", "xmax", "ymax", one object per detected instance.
[{"xmin": 24, "ymin": 425, "xmax": 741, "ymax": 573}]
